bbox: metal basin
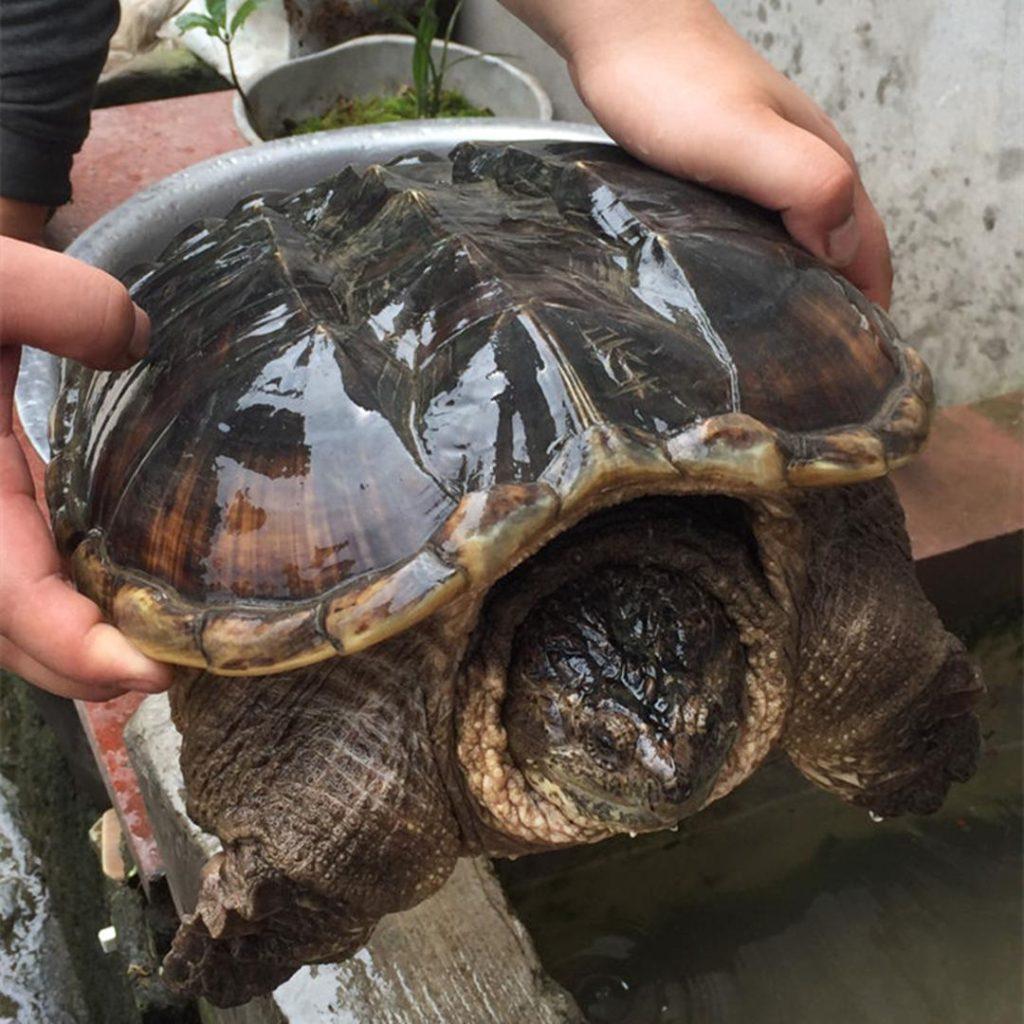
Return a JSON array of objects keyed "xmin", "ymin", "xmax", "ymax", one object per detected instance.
[{"xmin": 14, "ymin": 120, "xmax": 607, "ymax": 463}]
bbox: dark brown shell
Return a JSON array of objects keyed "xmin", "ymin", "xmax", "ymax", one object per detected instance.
[{"xmin": 47, "ymin": 141, "xmax": 932, "ymax": 674}]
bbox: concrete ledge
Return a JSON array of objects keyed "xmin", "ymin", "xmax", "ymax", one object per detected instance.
[
  {"xmin": 124, "ymin": 695, "xmax": 581, "ymax": 1023},
  {"xmin": 893, "ymin": 390, "xmax": 1023, "ymax": 626}
]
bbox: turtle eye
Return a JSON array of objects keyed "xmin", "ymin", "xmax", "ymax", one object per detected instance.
[{"xmin": 586, "ymin": 724, "xmax": 630, "ymax": 770}]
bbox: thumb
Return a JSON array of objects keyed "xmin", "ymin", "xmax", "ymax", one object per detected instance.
[
  {"xmin": 0, "ymin": 237, "xmax": 150, "ymax": 368},
  {"xmin": 755, "ymin": 118, "xmax": 862, "ymax": 270},
  {"xmin": 735, "ymin": 108, "xmax": 893, "ymax": 306},
  {"xmin": 686, "ymin": 106, "xmax": 861, "ymax": 267},
  {"xmin": 646, "ymin": 103, "xmax": 891, "ymax": 306}
]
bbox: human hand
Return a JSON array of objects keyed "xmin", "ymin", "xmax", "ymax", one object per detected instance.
[
  {"xmin": 1, "ymin": 237, "xmax": 174, "ymax": 701},
  {"xmin": 501, "ymin": 0, "xmax": 892, "ymax": 308}
]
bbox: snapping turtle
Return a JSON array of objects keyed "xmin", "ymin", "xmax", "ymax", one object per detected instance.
[{"xmin": 48, "ymin": 141, "xmax": 981, "ymax": 1006}]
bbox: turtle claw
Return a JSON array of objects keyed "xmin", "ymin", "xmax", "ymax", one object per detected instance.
[
  {"xmin": 163, "ymin": 915, "xmax": 298, "ymax": 1008},
  {"xmin": 854, "ymin": 712, "xmax": 981, "ymax": 818},
  {"xmin": 163, "ymin": 845, "xmax": 371, "ymax": 1007},
  {"xmin": 854, "ymin": 649, "xmax": 983, "ymax": 819}
]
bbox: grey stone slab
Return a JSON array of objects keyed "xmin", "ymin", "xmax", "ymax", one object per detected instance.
[{"xmin": 125, "ymin": 694, "xmax": 581, "ymax": 1024}]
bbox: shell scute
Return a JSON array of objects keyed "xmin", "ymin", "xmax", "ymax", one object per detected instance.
[
  {"xmin": 435, "ymin": 483, "xmax": 561, "ymax": 584},
  {"xmin": 541, "ymin": 425, "xmax": 680, "ymax": 516},
  {"xmin": 200, "ymin": 606, "xmax": 329, "ymax": 674},
  {"xmin": 322, "ymin": 550, "xmax": 467, "ymax": 656},
  {"xmin": 111, "ymin": 579, "xmax": 205, "ymax": 666},
  {"xmin": 666, "ymin": 415, "xmax": 787, "ymax": 491}
]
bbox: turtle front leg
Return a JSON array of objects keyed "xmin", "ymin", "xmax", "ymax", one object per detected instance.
[
  {"xmin": 782, "ymin": 479, "xmax": 982, "ymax": 817},
  {"xmin": 162, "ymin": 642, "xmax": 461, "ymax": 1007}
]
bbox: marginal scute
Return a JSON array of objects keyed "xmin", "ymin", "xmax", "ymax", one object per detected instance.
[
  {"xmin": 71, "ymin": 534, "xmax": 118, "ymax": 612},
  {"xmin": 435, "ymin": 483, "xmax": 560, "ymax": 585},
  {"xmin": 784, "ymin": 429, "xmax": 887, "ymax": 487},
  {"xmin": 111, "ymin": 581, "xmax": 205, "ymax": 667},
  {"xmin": 200, "ymin": 606, "xmax": 333, "ymax": 675},
  {"xmin": 901, "ymin": 345, "xmax": 935, "ymax": 408},
  {"xmin": 667, "ymin": 414, "xmax": 786, "ymax": 491},
  {"xmin": 540, "ymin": 425, "xmax": 680, "ymax": 515},
  {"xmin": 322, "ymin": 550, "xmax": 468, "ymax": 655},
  {"xmin": 878, "ymin": 391, "xmax": 931, "ymax": 466}
]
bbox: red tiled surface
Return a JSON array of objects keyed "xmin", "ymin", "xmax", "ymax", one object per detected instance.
[
  {"xmin": 75, "ymin": 694, "xmax": 163, "ymax": 890},
  {"xmin": 893, "ymin": 394, "xmax": 1024, "ymax": 561},
  {"xmin": 47, "ymin": 90, "xmax": 244, "ymax": 250},
  {"xmin": 10, "ymin": 93, "xmax": 1023, "ymax": 883}
]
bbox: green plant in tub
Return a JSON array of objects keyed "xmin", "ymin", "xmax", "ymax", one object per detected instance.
[
  {"xmin": 289, "ymin": 0, "xmax": 494, "ymax": 134},
  {"xmin": 291, "ymin": 89, "xmax": 490, "ymax": 133},
  {"xmin": 176, "ymin": 0, "xmax": 265, "ymax": 125},
  {"xmin": 391, "ymin": 0, "xmax": 476, "ymax": 118}
]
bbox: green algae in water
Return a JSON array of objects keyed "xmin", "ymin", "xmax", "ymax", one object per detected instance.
[
  {"xmin": 499, "ymin": 617, "xmax": 1023, "ymax": 1024},
  {"xmin": 287, "ymin": 88, "xmax": 492, "ymax": 135}
]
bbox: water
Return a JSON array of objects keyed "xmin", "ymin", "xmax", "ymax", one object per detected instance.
[
  {"xmin": 0, "ymin": 774, "xmax": 87, "ymax": 1024},
  {"xmin": 499, "ymin": 618, "xmax": 1022, "ymax": 1024}
]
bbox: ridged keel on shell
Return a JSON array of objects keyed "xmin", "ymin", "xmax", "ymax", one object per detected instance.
[{"xmin": 47, "ymin": 141, "xmax": 933, "ymax": 674}]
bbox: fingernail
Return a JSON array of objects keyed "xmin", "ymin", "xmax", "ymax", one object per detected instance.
[
  {"xmin": 119, "ymin": 677, "xmax": 172, "ymax": 694},
  {"xmin": 111, "ymin": 635, "xmax": 170, "ymax": 686},
  {"xmin": 85, "ymin": 689, "xmax": 129, "ymax": 705},
  {"xmin": 127, "ymin": 305, "xmax": 151, "ymax": 361},
  {"xmin": 826, "ymin": 214, "xmax": 860, "ymax": 267}
]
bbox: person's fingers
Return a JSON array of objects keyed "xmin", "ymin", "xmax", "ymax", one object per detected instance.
[
  {"xmin": 642, "ymin": 102, "xmax": 893, "ymax": 308},
  {"xmin": 771, "ymin": 81, "xmax": 859, "ymax": 169},
  {"xmin": 0, "ymin": 236, "xmax": 149, "ymax": 367},
  {"xmin": 773, "ymin": 93, "xmax": 893, "ymax": 307},
  {"xmin": 0, "ymin": 439, "xmax": 174, "ymax": 691},
  {"xmin": 0, "ymin": 636, "xmax": 129, "ymax": 702},
  {"xmin": 1, "ymin": 346, "xmax": 173, "ymax": 693},
  {"xmin": 837, "ymin": 185, "xmax": 893, "ymax": 309},
  {"xmin": 646, "ymin": 103, "xmax": 856, "ymax": 262}
]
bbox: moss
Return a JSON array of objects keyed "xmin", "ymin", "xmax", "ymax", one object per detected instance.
[
  {"xmin": 972, "ymin": 391, "xmax": 1023, "ymax": 439},
  {"xmin": 0, "ymin": 674, "xmax": 141, "ymax": 1024},
  {"xmin": 286, "ymin": 87, "xmax": 492, "ymax": 136}
]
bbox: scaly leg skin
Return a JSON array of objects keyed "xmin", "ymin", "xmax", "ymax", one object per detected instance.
[
  {"xmin": 162, "ymin": 637, "xmax": 461, "ymax": 1007},
  {"xmin": 783, "ymin": 479, "xmax": 982, "ymax": 817}
]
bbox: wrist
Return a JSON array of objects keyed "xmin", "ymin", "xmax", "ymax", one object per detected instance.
[
  {"xmin": 558, "ymin": 0, "xmax": 721, "ymax": 64},
  {"xmin": 0, "ymin": 198, "xmax": 51, "ymax": 245}
]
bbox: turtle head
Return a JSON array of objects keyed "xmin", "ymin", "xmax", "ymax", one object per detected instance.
[{"xmin": 503, "ymin": 562, "xmax": 747, "ymax": 833}]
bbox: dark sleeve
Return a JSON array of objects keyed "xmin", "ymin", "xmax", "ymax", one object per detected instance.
[{"xmin": 0, "ymin": 0, "xmax": 120, "ymax": 206}]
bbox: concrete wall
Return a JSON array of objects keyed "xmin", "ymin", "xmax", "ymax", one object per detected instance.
[{"xmin": 461, "ymin": 0, "xmax": 1023, "ymax": 407}]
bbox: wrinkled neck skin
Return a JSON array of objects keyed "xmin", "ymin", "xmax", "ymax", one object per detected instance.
[{"xmin": 451, "ymin": 497, "xmax": 797, "ymax": 856}]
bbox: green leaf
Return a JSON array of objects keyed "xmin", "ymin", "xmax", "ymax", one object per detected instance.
[
  {"xmin": 230, "ymin": 0, "xmax": 264, "ymax": 35},
  {"xmin": 412, "ymin": 49, "xmax": 430, "ymax": 115},
  {"xmin": 417, "ymin": 0, "xmax": 439, "ymax": 39},
  {"xmin": 175, "ymin": 11, "xmax": 219, "ymax": 35},
  {"xmin": 410, "ymin": 5, "xmax": 437, "ymax": 117},
  {"xmin": 205, "ymin": 0, "xmax": 228, "ymax": 29},
  {"xmin": 382, "ymin": 0, "xmax": 415, "ymax": 34},
  {"xmin": 444, "ymin": 0, "xmax": 464, "ymax": 44},
  {"xmin": 432, "ymin": 0, "xmax": 462, "ymax": 113},
  {"xmin": 390, "ymin": 12, "xmax": 416, "ymax": 33}
]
